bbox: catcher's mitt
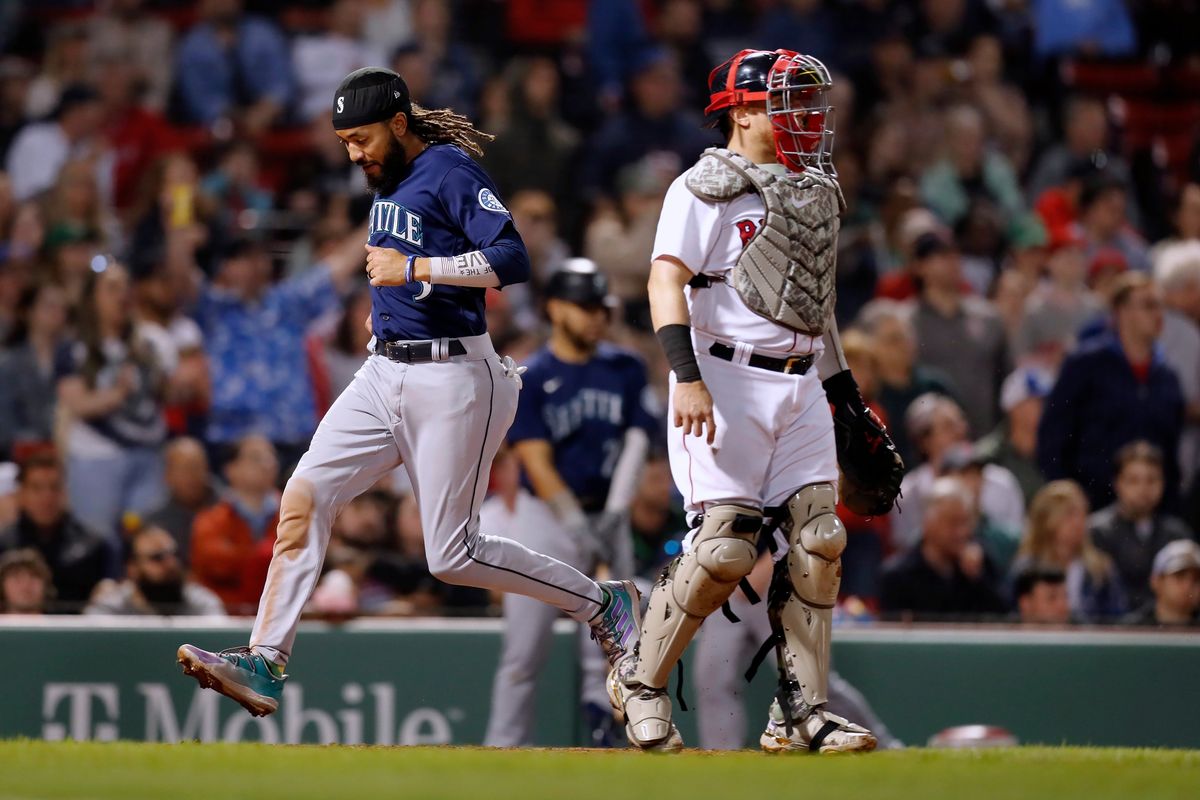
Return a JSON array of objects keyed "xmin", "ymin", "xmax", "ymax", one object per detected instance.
[{"xmin": 823, "ymin": 370, "xmax": 904, "ymax": 516}]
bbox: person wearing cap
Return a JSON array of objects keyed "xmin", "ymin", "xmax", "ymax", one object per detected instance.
[
  {"xmin": 1123, "ymin": 539, "xmax": 1200, "ymax": 627},
  {"xmin": 1038, "ymin": 272, "xmax": 1185, "ymax": 511},
  {"xmin": 485, "ymin": 260, "xmax": 657, "ymax": 747},
  {"xmin": 976, "ymin": 366, "xmax": 1053, "ymax": 508},
  {"xmin": 1090, "ymin": 441, "xmax": 1195, "ymax": 610},
  {"xmin": 4, "ymin": 82, "xmax": 103, "ymax": 202},
  {"xmin": 1015, "ymin": 226, "xmax": 1102, "ymax": 367}
]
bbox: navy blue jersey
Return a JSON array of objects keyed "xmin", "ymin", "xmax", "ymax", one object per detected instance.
[
  {"xmin": 367, "ymin": 144, "xmax": 530, "ymax": 340},
  {"xmin": 509, "ymin": 344, "xmax": 659, "ymax": 510}
]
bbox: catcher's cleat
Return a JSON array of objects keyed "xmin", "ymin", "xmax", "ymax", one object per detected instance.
[
  {"xmin": 759, "ymin": 699, "xmax": 877, "ymax": 754},
  {"xmin": 607, "ymin": 656, "xmax": 684, "ymax": 752},
  {"xmin": 177, "ymin": 644, "xmax": 286, "ymax": 717},
  {"xmin": 589, "ymin": 580, "xmax": 642, "ymax": 667}
]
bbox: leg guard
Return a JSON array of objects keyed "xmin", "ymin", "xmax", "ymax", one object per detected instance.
[
  {"xmin": 777, "ymin": 483, "xmax": 844, "ymax": 711},
  {"xmin": 631, "ymin": 504, "xmax": 762, "ymax": 689}
]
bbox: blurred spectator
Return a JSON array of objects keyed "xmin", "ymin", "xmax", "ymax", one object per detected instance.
[
  {"xmin": 0, "ymin": 452, "xmax": 111, "ymax": 610},
  {"xmin": 405, "ymin": 0, "xmax": 480, "ymax": 117},
  {"xmin": 876, "ymin": 229, "xmax": 954, "ymax": 302},
  {"xmin": 838, "ymin": 328, "xmax": 891, "ymax": 602},
  {"xmin": 132, "ymin": 261, "xmax": 209, "ymax": 437},
  {"xmin": 507, "ymin": 189, "xmax": 568, "ymax": 285},
  {"xmin": 0, "ymin": 57, "xmax": 34, "ymax": 160},
  {"xmin": 45, "ymin": 158, "xmax": 118, "ymax": 253},
  {"xmin": 361, "ymin": 0, "xmax": 415, "ymax": 54},
  {"xmin": 95, "ymin": 53, "xmax": 178, "ymax": 215},
  {"xmin": 1013, "ymin": 563, "xmax": 1071, "ymax": 625},
  {"xmin": 1038, "ymin": 274, "xmax": 1184, "ymax": 511},
  {"xmin": 0, "ymin": 283, "xmax": 70, "ymax": 461},
  {"xmin": 1033, "ymin": 0, "xmax": 1135, "ymax": 59},
  {"xmin": 584, "ymin": 157, "xmax": 672, "ymax": 331},
  {"xmin": 1153, "ymin": 242, "xmax": 1200, "ymax": 489},
  {"xmin": 85, "ymin": 525, "xmax": 225, "ymax": 616},
  {"xmin": 56, "ymin": 261, "xmax": 167, "ymax": 542},
  {"xmin": 1090, "ymin": 442, "xmax": 1194, "ymax": 610},
  {"xmin": 976, "ymin": 366, "xmax": 1053, "ymax": 508},
  {"xmin": 481, "ymin": 57, "xmax": 580, "ymax": 211},
  {"xmin": 185, "ymin": 231, "xmax": 364, "ymax": 469},
  {"xmin": 964, "ymin": 35, "xmax": 1033, "ymax": 174},
  {"xmin": 5, "ymin": 83, "xmax": 104, "ymax": 202},
  {"xmin": 919, "ymin": 105, "xmax": 1025, "ymax": 240},
  {"xmin": 143, "ymin": 438, "xmax": 217, "ymax": 562},
  {"xmin": 655, "ymin": 0, "xmax": 713, "ymax": 111},
  {"xmin": 87, "ymin": 0, "xmax": 175, "ymax": 113},
  {"xmin": 1013, "ymin": 480, "xmax": 1126, "ymax": 621},
  {"xmin": 834, "ymin": 152, "xmax": 887, "ymax": 326},
  {"xmin": 586, "ymin": 0, "xmax": 652, "ymax": 109},
  {"xmin": 1123, "ymin": 539, "xmax": 1200, "ymax": 627},
  {"xmin": 190, "ymin": 434, "xmax": 279, "ymax": 614},
  {"xmin": 581, "ymin": 48, "xmax": 718, "ymax": 203},
  {"xmin": 880, "ymin": 476, "xmax": 1008, "ymax": 621},
  {"xmin": 292, "ymin": 0, "xmax": 387, "ymax": 122},
  {"xmin": 317, "ymin": 285, "xmax": 373, "ymax": 403},
  {"xmin": 1151, "ymin": 184, "xmax": 1200, "ymax": 258},
  {"xmin": 752, "ymin": 0, "xmax": 836, "ymax": 67},
  {"xmin": 939, "ymin": 443, "xmax": 1023, "ymax": 572},
  {"xmin": 172, "ymin": 0, "xmax": 294, "ymax": 133},
  {"xmin": 201, "ymin": 141, "xmax": 273, "ymax": 235},
  {"xmin": 855, "ymin": 299, "xmax": 956, "ymax": 466},
  {"xmin": 1077, "ymin": 176, "xmax": 1150, "ymax": 273},
  {"xmin": 1027, "ymin": 97, "xmax": 1132, "ymax": 211},
  {"xmin": 0, "ymin": 462, "xmax": 16, "ymax": 529},
  {"xmin": 893, "ymin": 393, "xmax": 1024, "ymax": 551},
  {"xmin": 1014, "ymin": 230, "xmax": 1101, "ymax": 366},
  {"xmin": 25, "ymin": 23, "xmax": 90, "ymax": 120},
  {"xmin": 0, "ymin": 548, "xmax": 53, "ymax": 615},
  {"xmin": 911, "ymin": 230, "xmax": 1009, "ymax": 436},
  {"xmin": 628, "ymin": 453, "xmax": 686, "ymax": 586}
]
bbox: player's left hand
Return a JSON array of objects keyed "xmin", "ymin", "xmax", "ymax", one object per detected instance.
[
  {"xmin": 364, "ymin": 245, "xmax": 410, "ymax": 286},
  {"xmin": 823, "ymin": 369, "xmax": 904, "ymax": 516}
]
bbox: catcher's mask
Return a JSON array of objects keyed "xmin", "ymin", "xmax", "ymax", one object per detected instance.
[{"xmin": 704, "ymin": 49, "xmax": 836, "ymax": 178}]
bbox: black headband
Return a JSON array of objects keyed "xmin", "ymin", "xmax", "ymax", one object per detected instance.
[{"xmin": 332, "ymin": 72, "xmax": 412, "ymax": 130}]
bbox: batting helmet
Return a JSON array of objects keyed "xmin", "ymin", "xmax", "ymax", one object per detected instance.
[
  {"xmin": 704, "ymin": 49, "xmax": 836, "ymax": 177},
  {"xmin": 544, "ymin": 259, "xmax": 616, "ymax": 308}
]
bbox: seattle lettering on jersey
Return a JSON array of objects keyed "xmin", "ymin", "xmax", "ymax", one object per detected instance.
[
  {"xmin": 543, "ymin": 388, "xmax": 625, "ymax": 442},
  {"xmin": 369, "ymin": 200, "xmax": 423, "ymax": 247}
]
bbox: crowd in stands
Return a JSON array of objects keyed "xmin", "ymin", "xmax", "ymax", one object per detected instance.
[{"xmin": 1, "ymin": 0, "xmax": 1199, "ymax": 628}]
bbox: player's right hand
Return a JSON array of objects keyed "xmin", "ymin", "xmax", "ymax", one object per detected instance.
[{"xmin": 674, "ymin": 381, "xmax": 716, "ymax": 444}]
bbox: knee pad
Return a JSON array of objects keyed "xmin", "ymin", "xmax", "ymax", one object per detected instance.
[
  {"xmin": 632, "ymin": 504, "xmax": 761, "ymax": 689},
  {"xmin": 783, "ymin": 483, "xmax": 845, "ymax": 609}
]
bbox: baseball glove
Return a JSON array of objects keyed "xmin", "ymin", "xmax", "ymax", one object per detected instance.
[{"xmin": 822, "ymin": 369, "xmax": 904, "ymax": 516}]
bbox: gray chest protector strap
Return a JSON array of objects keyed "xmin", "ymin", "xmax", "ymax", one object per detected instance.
[{"xmin": 685, "ymin": 147, "xmax": 842, "ymax": 336}]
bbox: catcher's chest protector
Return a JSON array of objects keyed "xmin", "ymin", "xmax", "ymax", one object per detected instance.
[{"xmin": 685, "ymin": 147, "xmax": 840, "ymax": 335}]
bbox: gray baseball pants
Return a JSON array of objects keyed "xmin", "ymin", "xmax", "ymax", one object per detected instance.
[{"xmin": 249, "ymin": 334, "xmax": 604, "ymax": 663}]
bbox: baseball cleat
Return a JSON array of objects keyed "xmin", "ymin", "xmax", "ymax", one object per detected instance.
[
  {"xmin": 177, "ymin": 644, "xmax": 286, "ymax": 717},
  {"xmin": 589, "ymin": 580, "xmax": 642, "ymax": 667},
  {"xmin": 606, "ymin": 657, "xmax": 684, "ymax": 752},
  {"xmin": 759, "ymin": 702, "xmax": 877, "ymax": 754}
]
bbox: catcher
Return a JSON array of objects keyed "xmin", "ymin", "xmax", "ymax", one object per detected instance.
[{"xmin": 608, "ymin": 49, "xmax": 903, "ymax": 752}]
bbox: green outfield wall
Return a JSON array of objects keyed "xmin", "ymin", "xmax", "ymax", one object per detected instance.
[{"xmin": 1, "ymin": 619, "xmax": 1196, "ymax": 748}]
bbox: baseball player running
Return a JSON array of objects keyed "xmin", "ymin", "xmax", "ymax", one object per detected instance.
[
  {"xmin": 608, "ymin": 50, "xmax": 903, "ymax": 752},
  {"xmin": 483, "ymin": 261, "xmax": 657, "ymax": 747},
  {"xmin": 177, "ymin": 67, "xmax": 641, "ymax": 717}
]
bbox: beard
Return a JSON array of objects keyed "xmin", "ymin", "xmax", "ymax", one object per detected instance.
[
  {"xmin": 364, "ymin": 138, "xmax": 409, "ymax": 194},
  {"xmin": 138, "ymin": 577, "xmax": 185, "ymax": 612}
]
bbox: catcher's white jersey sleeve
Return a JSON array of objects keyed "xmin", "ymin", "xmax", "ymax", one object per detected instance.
[{"xmin": 652, "ymin": 169, "xmax": 824, "ymax": 356}]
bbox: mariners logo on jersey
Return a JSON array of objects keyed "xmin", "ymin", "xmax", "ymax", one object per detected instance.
[{"xmin": 478, "ymin": 188, "xmax": 509, "ymax": 214}]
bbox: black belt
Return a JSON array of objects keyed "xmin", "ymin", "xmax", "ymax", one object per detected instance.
[
  {"xmin": 374, "ymin": 339, "xmax": 466, "ymax": 363},
  {"xmin": 708, "ymin": 342, "xmax": 815, "ymax": 375}
]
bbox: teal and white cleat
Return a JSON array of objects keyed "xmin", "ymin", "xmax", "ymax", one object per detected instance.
[
  {"xmin": 589, "ymin": 580, "xmax": 642, "ymax": 668},
  {"xmin": 177, "ymin": 644, "xmax": 286, "ymax": 717}
]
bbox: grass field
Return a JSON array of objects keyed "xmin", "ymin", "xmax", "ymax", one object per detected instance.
[{"xmin": 1, "ymin": 741, "xmax": 1197, "ymax": 800}]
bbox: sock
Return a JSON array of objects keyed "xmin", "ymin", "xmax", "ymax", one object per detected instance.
[
  {"xmin": 251, "ymin": 645, "xmax": 287, "ymax": 674},
  {"xmin": 590, "ymin": 584, "xmax": 612, "ymax": 621}
]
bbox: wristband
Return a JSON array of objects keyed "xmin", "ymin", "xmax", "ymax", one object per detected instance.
[
  {"xmin": 656, "ymin": 324, "xmax": 702, "ymax": 383},
  {"xmin": 404, "ymin": 254, "xmax": 417, "ymax": 284}
]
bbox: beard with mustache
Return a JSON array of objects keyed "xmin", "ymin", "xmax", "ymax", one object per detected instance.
[
  {"xmin": 138, "ymin": 576, "xmax": 185, "ymax": 613},
  {"xmin": 363, "ymin": 136, "xmax": 410, "ymax": 194}
]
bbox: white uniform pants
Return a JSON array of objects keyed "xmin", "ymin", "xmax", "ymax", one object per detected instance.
[{"xmin": 250, "ymin": 335, "xmax": 603, "ymax": 661}]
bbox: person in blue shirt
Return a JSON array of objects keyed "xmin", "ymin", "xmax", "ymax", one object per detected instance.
[
  {"xmin": 485, "ymin": 261, "xmax": 658, "ymax": 748},
  {"xmin": 177, "ymin": 67, "xmax": 641, "ymax": 718}
]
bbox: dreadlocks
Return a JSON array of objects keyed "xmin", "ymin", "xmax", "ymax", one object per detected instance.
[{"xmin": 408, "ymin": 102, "xmax": 495, "ymax": 158}]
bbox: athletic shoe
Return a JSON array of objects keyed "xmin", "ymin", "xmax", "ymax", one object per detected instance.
[
  {"xmin": 606, "ymin": 656, "xmax": 684, "ymax": 752},
  {"xmin": 589, "ymin": 580, "xmax": 641, "ymax": 667},
  {"xmin": 759, "ymin": 699, "xmax": 877, "ymax": 754},
  {"xmin": 177, "ymin": 644, "xmax": 286, "ymax": 717}
]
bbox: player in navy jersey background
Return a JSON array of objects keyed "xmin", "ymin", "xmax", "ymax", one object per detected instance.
[
  {"xmin": 178, "ymin": 68, "xmax": 642, "ymax": 718},
  {"xmin": 485, "ymin": 260, "xmax": 658, "ymax": 747}
]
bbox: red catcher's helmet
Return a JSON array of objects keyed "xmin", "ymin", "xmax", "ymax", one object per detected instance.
[{"xmin": 704, "ymin": 49, "xmax": 836, "ymax": 177}]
